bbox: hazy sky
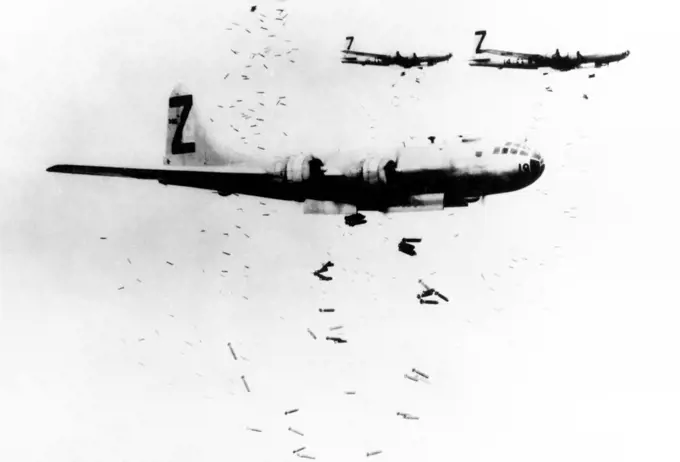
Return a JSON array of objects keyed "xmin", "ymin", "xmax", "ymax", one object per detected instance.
[{"xmin": 2, "ymin": 1, "xmax": 679, "ymax": 461}]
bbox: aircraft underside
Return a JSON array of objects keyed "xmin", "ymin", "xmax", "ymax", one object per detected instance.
[
  {"xmin": 194, "ymin": 169, "xmax": 523, "ymax": 211},
  {"xmin": 47, "ymin": 164, "xmax": 530, "ymax": 214}
]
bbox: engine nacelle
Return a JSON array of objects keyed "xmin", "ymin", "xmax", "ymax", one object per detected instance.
[
  {"xmin": 347, "ymin": 157, "xmax": 397, "ymax": 185},
  {"xmin": 272, "ymin": 154, "xmax": 325, "ymax": 183}
]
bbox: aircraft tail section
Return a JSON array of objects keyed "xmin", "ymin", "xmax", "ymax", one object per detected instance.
[
  {"xmin": 165, "ymin": 83, "xmax": 245, "ymax": 167},
  {"xmin": 474, "ymin": 30, "xmax": 487, "ymax": 54}
]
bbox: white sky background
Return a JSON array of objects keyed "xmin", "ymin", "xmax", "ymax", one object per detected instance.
[{"xmin": 1, "ymin": 0, "xmax": 680, "ymax": 461}]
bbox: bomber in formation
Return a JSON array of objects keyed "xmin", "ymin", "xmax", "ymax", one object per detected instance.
[
  {"xmin": 469, "ymin": 30, "xmax": 630, "ymax": 71},
  {"xmin": 44, "ymin": 6, "xmax": 630, "ymax": 459},
  {"xmin": 47, "ymin": 28, "xmax": 630, "ymax": 218},
  {"xmin": 341, "ymin": 36, "xmax": 453, "ymax": 69},
  {"xmin": 47, "ymin": 83, "xmax": 545, "ymax": 216}
]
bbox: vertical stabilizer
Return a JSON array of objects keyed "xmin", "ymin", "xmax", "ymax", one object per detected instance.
[
  {"xmin": 474, "ymin": 30, "xmax": 487, "ymax": 54},
  {"xmin": 164, "ymin": 83, "xmax": 245, "ymax": 167}
]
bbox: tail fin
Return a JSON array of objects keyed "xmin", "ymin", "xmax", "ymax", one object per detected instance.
[
  {"xmin": 474, "ymin": 30, "xmax": 487, "ymax": 54},
  {"xmin": 344, "ymin": 36, "xmax": 354, "ymax": 51},
  {"xmin": 164, "ymin": 83, "xmax": 244, "ymax": 167}
]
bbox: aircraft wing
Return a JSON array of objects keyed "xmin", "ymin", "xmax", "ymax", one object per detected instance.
[
  {"xmin": 341, "ymin": 58, "xmax": 392, "ymax": 66},
  {"xmin": 342, "ymin": 50, "xmax": 392, "ymax": 60},
  {"xmin": 483, "ymin": 48, "xmax": 543, "ymax": 60},
  {"xmin": 468, "ymin": 58, "xmax": 541, "ymax": 69},
  {"xmin": 46, "ymin": 164, "xmax": 360, "ymax": 203},
  {"xmin": 577, "ymin": 51, "xmax": 630, "ymax": 66},
  {"xmin": 418, "ymin": 54, "xmax": 451, "ymax": 62},
  {"xmin": 46, "ymin": 164, "xmax": 270, "ymax": 194}
]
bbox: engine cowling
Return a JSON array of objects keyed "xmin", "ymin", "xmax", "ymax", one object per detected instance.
[
  {"xmin": 272, "ymin": 154, "xmax": 325, "ymax": 183},
  {"xmin": 348, "ymin": 157, "xmax": 397, "ymax": 185}
]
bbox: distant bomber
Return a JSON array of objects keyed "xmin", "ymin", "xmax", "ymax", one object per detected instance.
[
  {"xmin": 469, "ymin": 30, "xmax": 630, "ymax": 71},
  {"xmin": 341, "ymin": 36, "xmax": 452, "ymax": 69},
  {"xmin": 47, "ymin": 83, "xmax": 545, "ymax": 218}
]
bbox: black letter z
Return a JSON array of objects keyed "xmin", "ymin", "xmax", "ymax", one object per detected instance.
[{"xmin": 169, "ymin": 95, "xmax": 196, "ymax": 155}]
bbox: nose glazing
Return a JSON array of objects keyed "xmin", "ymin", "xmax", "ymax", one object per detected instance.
[{"xmin": 530, "ymin": 150, "xmax": 545, "ymax": 179}]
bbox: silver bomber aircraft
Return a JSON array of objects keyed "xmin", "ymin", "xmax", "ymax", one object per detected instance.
[
  {"xmin": 469, "ymin": 30, "xmax": 630, "ymax": 71},
  {"xmin": 341, "ymin": 36, "xmax": 453, "ymax": 69},
  {"xmin": 47, "ymin": 84, "xmax": 545, "ymax": 216}
]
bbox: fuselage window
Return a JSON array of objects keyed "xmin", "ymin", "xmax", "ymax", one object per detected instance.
[
  {"xmin": 510, "ymin": 148, "xmax": 518, "ymax": 154},
  {"xmin": 493, "ymin": 147, "xmax": 500, "ymax": 154},
  {"xmin": 502, "ymin": 147, "xmax": 509, "ymax": 154},
  {"xmin": 531, "ymin": 153, "xmax": 541, "ymax": 160},
  {"xmin": 520, "ymin": 150, "xmax": 528, "ymax": 156},
  {"xmin": 475, "ymin": 151, "xmax": 482, "ymax": 157}
]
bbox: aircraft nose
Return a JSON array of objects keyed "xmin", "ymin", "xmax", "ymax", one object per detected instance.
[{"xmin": 529, "ymin": 150, "xmax": 545, "ymax": 180}]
